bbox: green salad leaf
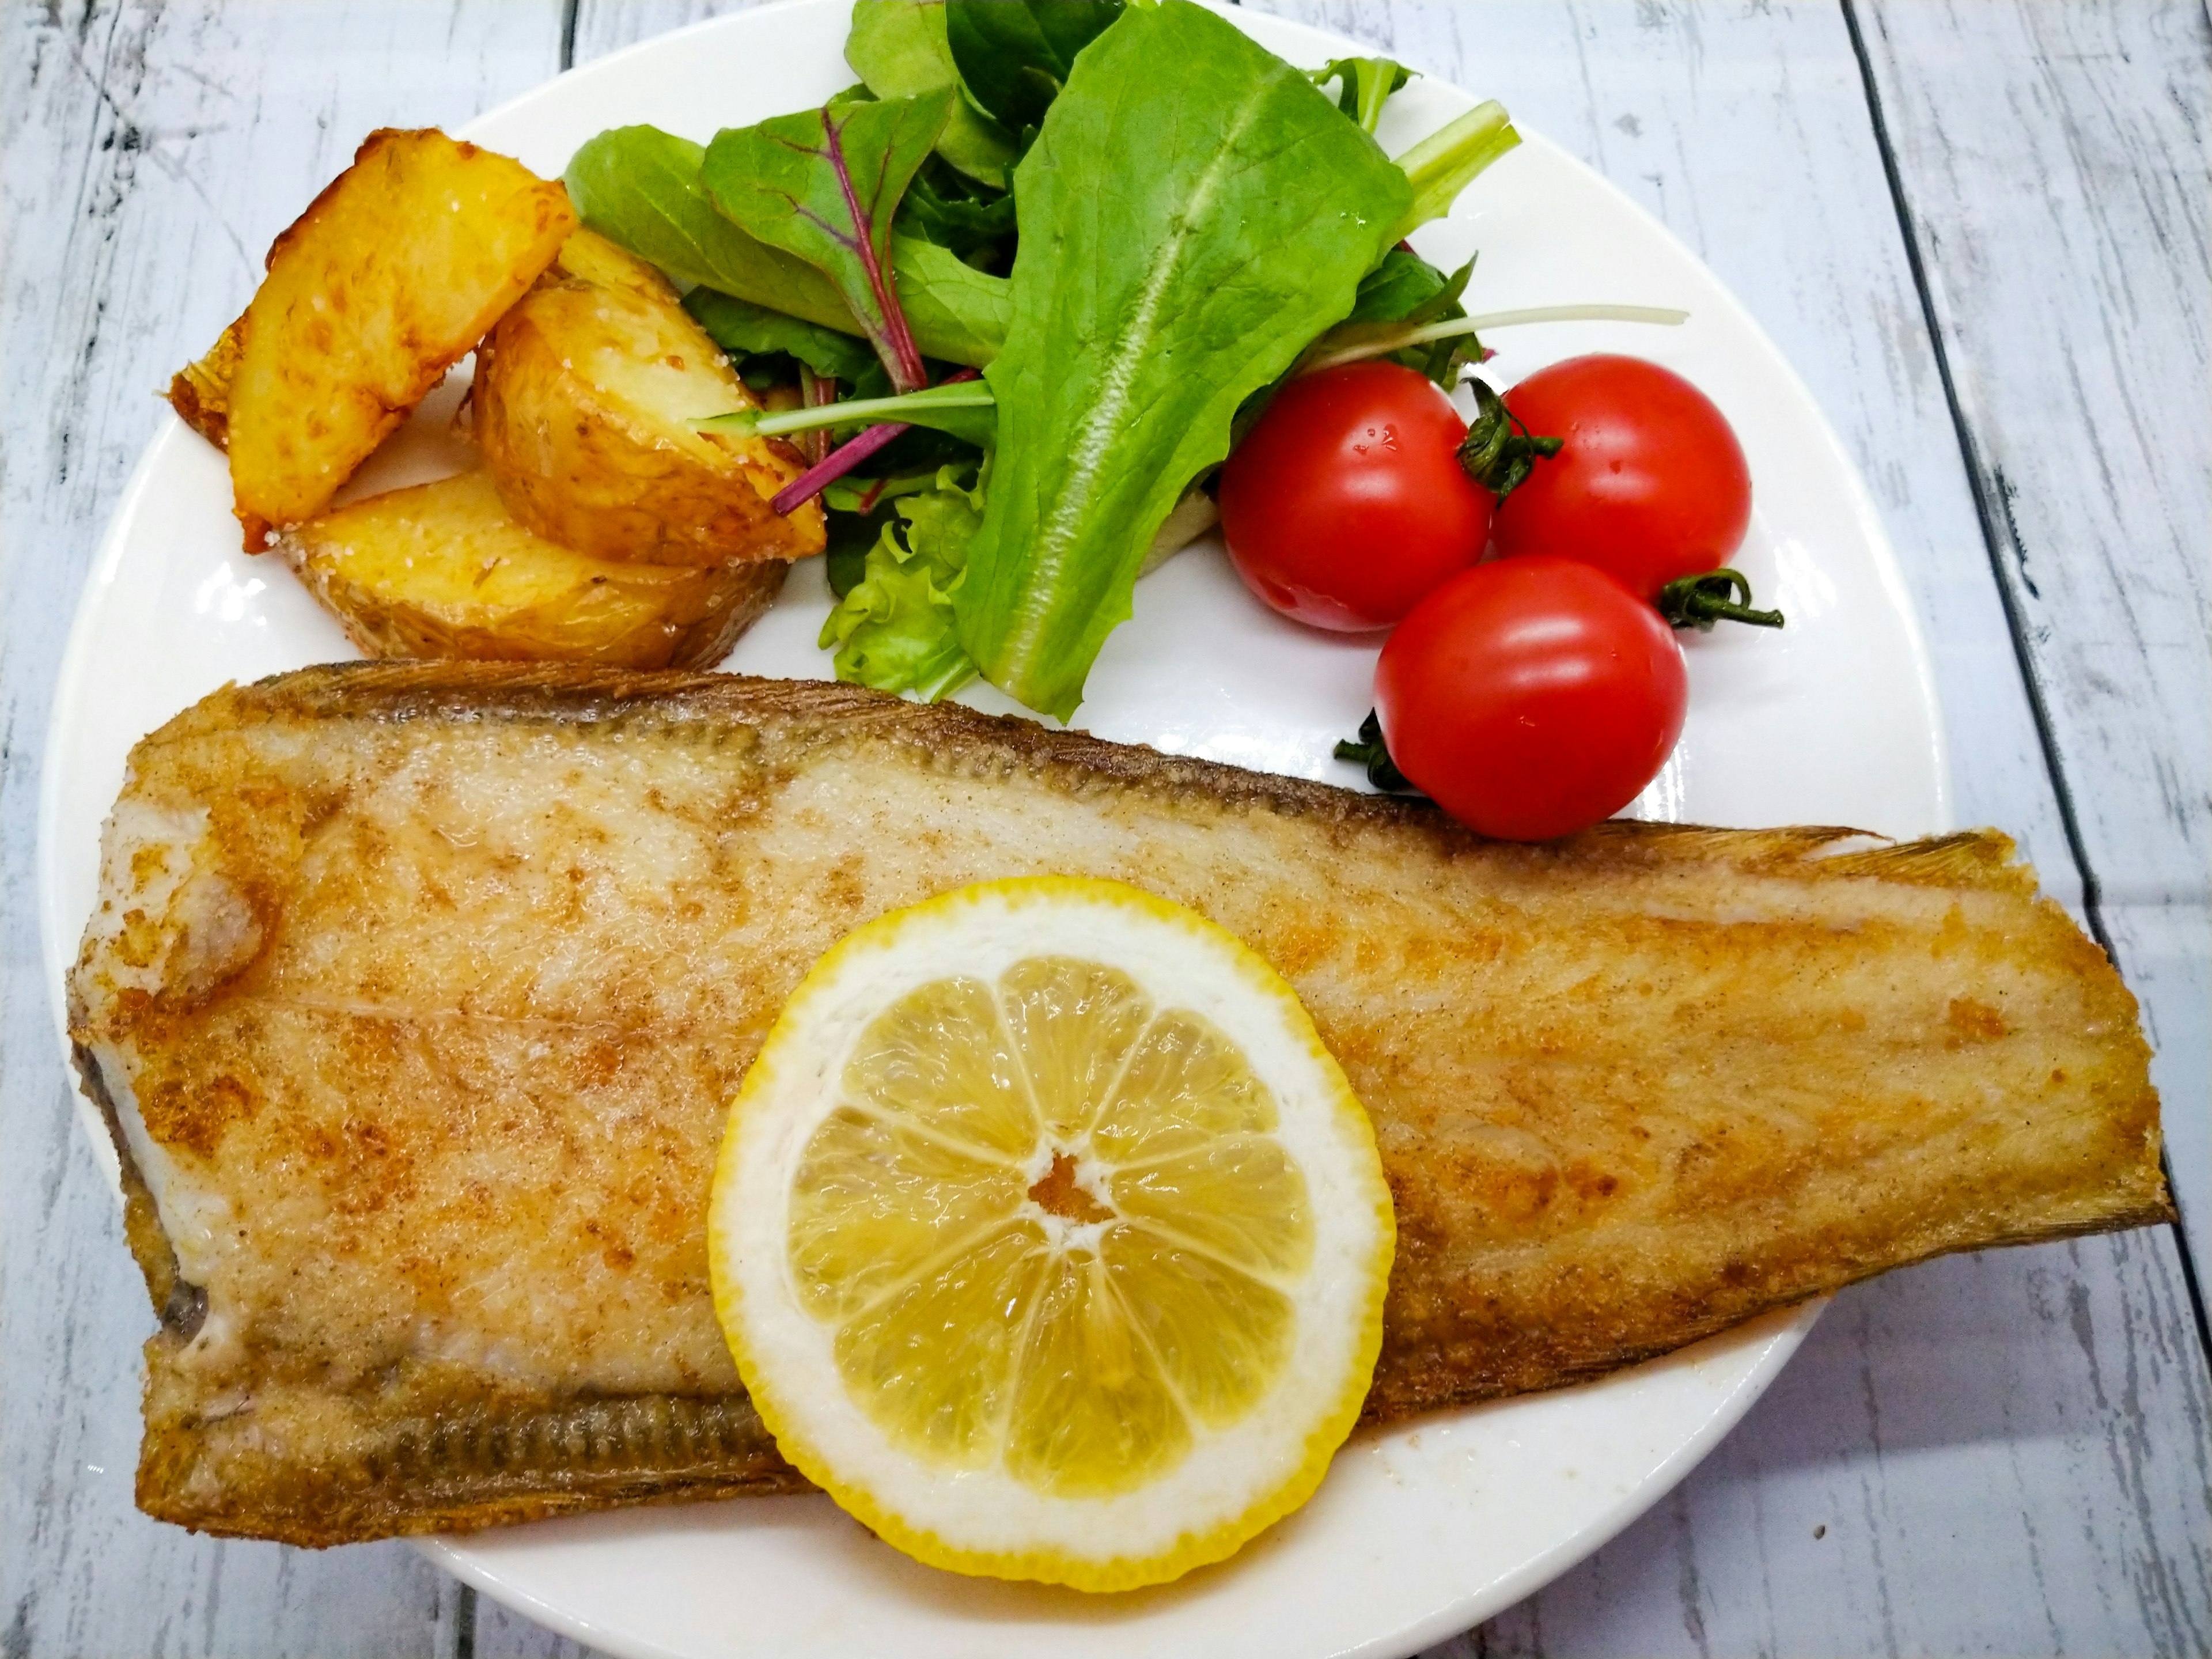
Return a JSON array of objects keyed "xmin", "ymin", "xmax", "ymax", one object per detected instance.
[
  {"xmin": 1307, "ymin": 55, "xmax": 1414, "ymax": 135},
  {"xmin": 684, "ymin": 288, "xmax": 884, "ymax": 385},
  {"xmin": 847, "ymin": 0, "xmax": 1021, "ymax": 186},
  {"xmin": 819, "ymin": 463, "xmax": 985, "ymax": 698},
  {"xmin": 954, "ymin": 0, "xmax": 1411, "ymax": 719},
  {"xmin": 1347, "ymin": 248, "xmax": 1449, "ymax": 323},
  {"xmin": 565, "ymin": 125, "xmax": 1010, "ymax": 366},
  {"xmin": 701, "ymin": 91, "xmax": 955, "ymax": 391},
  {"xmin": 897, "ymin": 166, "xmax": 1018, "ymax": 266},
  {"xmin": 945, "ymin": 0, "xmax": 1123, "ymax": 135}
]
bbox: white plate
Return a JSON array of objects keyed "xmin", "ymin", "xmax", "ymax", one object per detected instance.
[{"xmin": 37, "ymin": 4, "xmax": 1948, "ymax": 1656}]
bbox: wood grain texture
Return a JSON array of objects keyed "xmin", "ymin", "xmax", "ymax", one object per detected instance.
[
  {"xmin": 0, "ymin": 3, "xmax": 563, "ymax": 1656},
  {"xmin": 1853, "ymin": 0, "xmax": 2212, "ymax": 1298},
  {"xmin": 2, "ymin": 1, "xmax": 2203, "ymax": 1657}
]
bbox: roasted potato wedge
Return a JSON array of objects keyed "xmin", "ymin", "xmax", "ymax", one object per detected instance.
[
  {"xmin": 217, "ymin": 128, "xmax": 574, "ymax": 548},
  {"xmin": 275, "ymin": 469, "xmax": 785, "ymax": 669},
  {"xmin": 474, "ymin": 229, "xmax": 825, "ymax": 567},
  {"xmin": 167, "ymin": 316, "xmax": 243, "ymax": 449}
]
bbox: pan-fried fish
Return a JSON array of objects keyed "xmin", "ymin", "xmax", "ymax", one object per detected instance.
[{"xmin": 69, "ymin": 665, "xmax": 2169, "ymax": 1547}]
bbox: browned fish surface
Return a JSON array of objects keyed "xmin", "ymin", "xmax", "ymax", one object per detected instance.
[{"xmin": 69, "ymin": 664, "xmax": 2169, "ymax": 1547}]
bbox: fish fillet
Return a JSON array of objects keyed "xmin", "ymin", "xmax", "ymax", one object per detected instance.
[{"xmin": 69, "ymin": 664, "xmax": 2169, "ymax": 1547}]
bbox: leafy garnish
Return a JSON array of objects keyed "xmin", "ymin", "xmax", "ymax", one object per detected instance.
[
  {"xmin": 819, "ymin": 463, "xmax": 986, "ymax": 698},
  {"xmin": 1389, "ymin": 254, "xmax": 1478, "ymax": 387},
  {"xmin": 945, "ymin": 0, "xmax": 1124, "ymax": 136},
  {"xmin": 1456, "ymin": 377, "xmax": 1562, "ymax": 503},
  {"xmin": 1347, "ymin": 249, "xmax": 1450, "ymax": 324},
  {"xmin": 683, "ymin": 288, "xmax": 884, "ymax": 386},
  {"xmin": 847, "ymin": 0, "xmax": 1021, "ymax": 186},
  {"xmin": 1657, "ymin": 569, "xmax": 1786, "ymax": 631},
  {"xmin": 1392, "ymin": 100, "xmax": 1520, "ymax": 240},
  {"xmin": 1308, "ymin": 56, "xmax": 1413, "ymax": 134},
  {"xmin": 702, "ymin": 92, "xmax": 954, "ymax": 392},
  {"xmin": 897, "ymin": 165, "xmax": 1018, "ymax": 266},
  {"xmin": 566, "ymin": 125, "xmax": 1009, "ymax": 366},
  {"xmin": 954, "ymin": 0, "xmax": 1411, "ymax": 719}
]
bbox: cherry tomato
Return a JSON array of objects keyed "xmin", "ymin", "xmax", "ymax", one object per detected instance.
[
  {"xmin": 1374, "ymin": 556, "xmax": 1687, "ymax": 841},
  {"xmin": 1490, "ymin": 354, "xmax": 1751, "ymax": 601},
  {"xmin": 1221, "ymin": 361, "xmax": 1491, "ymax": 632}
]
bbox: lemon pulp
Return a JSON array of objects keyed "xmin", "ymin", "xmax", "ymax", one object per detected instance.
[{"xmin": 790, "ymin": 956, "xmax": 1312, "ymax": 1497}]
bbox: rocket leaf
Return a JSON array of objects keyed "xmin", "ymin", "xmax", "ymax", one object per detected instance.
[
  {"xmin": 702, "ymin": 90, "xmax": 956, "ymax": 392},
  {"xmin": 953, "ymin": 0, "xmax": 1410, "ymax": 719}
]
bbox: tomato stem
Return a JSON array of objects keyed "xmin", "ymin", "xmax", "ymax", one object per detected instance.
[
  {"xmin": 1658, "ymin": 569, "xmax": 1786, "ymax": 631},
  {"xmin": 1334, "ymin": 710, "xmax": 1422, "ymax": 794},
  {"xmin": 1457, "ymin": 380, "xmax": 1563, "ymax": 504}
]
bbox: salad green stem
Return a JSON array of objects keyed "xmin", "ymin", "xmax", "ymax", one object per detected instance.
[
  {"xmin": 1392, "ymin": 101, "xmax": 1521, "ymax": 239},
  {"xmin": 696, "ymin": 380, "xmax": 997, "ymax": 440},
  {"xmin": 1301, "ymin": 304, "xmax": 1689, "ymax": 374}
]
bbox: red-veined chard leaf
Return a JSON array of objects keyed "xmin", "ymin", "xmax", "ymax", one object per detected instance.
[
  {"xmin": 953, "ymin": 0, "xmax": 1410, "ymax": 719},
  {"xmin": 702, "ymin": 90, "xmax": 955, "ymax": 392},
  {"xmin": 565, "ymin": 124, "xmax": 1009, "ymax": 366}
]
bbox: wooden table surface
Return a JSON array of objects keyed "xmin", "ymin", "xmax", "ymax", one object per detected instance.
[{"xmin": 3, "ymin": 2, "xmax": 2206, "ymax": 1654}]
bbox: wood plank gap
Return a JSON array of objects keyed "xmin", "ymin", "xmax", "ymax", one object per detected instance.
[
  {"xmin": 454, "ymin": 1575, "xmax": 478, "ymax": 1659},
  {"xmin": 1837, "ymin": 0, "xmax": 2212, "ymax": 1370},
  {"xmin": 560, "ymin": 0, "xmax": 579, "ymax": 72}
]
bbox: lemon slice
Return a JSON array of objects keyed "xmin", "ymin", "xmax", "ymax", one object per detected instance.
[{"xmin": 710, "ymin": 876, "xmax": 1393, "ymax": 1591}]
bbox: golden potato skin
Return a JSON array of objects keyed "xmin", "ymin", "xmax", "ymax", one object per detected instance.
[
  {"xmin": 275, "ymin": 469, "xmax": 785, "ymax": 669},
  {"xmin": 226, "ymin": 128, "xmax": 575, "ymax": 550},
  {"xmin": 474, "ymin": 229, "xmax": 825, "ymax": 567},
  {"xmin": 168, "ymin": 317, "xmax": 243, "ymax": 449}
]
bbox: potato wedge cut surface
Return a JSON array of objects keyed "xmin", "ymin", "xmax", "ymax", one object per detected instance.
[
  {"xmin": 276, "ymin": 469, "xmax": 783, "ymax": 669},
  {"xmin": 476, "ymin": 229, "xmax": 825, "ymax": 567},
  {"xmin": 226, "ymin": 128, "xmax": 574, "ymax": 548}
]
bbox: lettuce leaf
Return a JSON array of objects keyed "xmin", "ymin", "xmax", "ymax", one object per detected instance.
[
  {"xmin": 953, "ymin": 0, "xmax": 1411, "ymax": 718},
  {"xmin": 564, "ymin": 124, "xmax": 1010, "ymax": 366},
  {"xmin": 817, "ymin": 464, "xmax": 984, "ymax": 698}
]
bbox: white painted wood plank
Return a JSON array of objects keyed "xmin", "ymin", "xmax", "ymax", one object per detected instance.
[
  {"xmin": 470, "ymin": 1598, "xmax": 609, "ymax": 1659},
  {"xmin": 1854, "ymin": 0, "xmax": 2212, "ymax": 1296},
  {"xmin": 0, "ymin": 5, "xmax": 564, "ymax": 1656}
]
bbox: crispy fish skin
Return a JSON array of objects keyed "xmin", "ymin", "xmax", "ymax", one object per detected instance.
[{"xmin": 70, "ymin": 664, "xmax": 2169, "ymax": 1547}]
